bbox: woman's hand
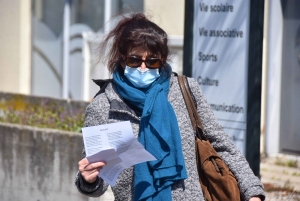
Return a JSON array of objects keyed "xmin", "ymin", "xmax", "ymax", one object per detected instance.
[
  {"xmin": 249, "ymin": 197, "xmax": 261, "ymax": 201},
  {"xmin": 78, "ymin": 158, "xmax": 106, "ymax": 183}
]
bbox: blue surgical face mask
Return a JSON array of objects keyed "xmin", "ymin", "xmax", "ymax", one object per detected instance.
[{"xmin": 124, "ymin": 66, "xmax": 160, "ymax": 88}]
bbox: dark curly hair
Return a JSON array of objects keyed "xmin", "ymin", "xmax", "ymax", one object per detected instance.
[{"xmin": 101, "ymin": 13, "xmax": 169, "ymax": 74}]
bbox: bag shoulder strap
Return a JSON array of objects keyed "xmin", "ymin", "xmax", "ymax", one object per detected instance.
[{"xmin": 178, "ymin": 75, "xmax": 206, "ymax": 140}]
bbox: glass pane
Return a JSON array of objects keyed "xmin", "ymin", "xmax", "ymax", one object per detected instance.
[
  {"xmin": 71, "ymin": 0, "xmax": 105, "ymax": 32},
  {"xmin": 31, "ymin": 0, "xmax": 144, "ymax": 100},
  {"xmin": 120, "ymin": 0, "xmax": 143, "ymax": 13},
  {"xmin": 31, "ymin": 0, "xmax": 64, "ymax": 98},
  {"xmin": 32, "ymin": 0, "xmax": 64, "ymax": 37},
  {"xmin": 280, "ymin": 0, "xmax": 300, "ymax": 154}
]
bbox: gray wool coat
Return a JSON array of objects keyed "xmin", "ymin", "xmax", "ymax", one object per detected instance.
[{"xmin": 75, "ymin": 74, "xmax": 265, "ymax": 201}]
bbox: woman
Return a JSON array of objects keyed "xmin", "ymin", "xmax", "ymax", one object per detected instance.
[{"xmin": 75, "ymin": 13, "xmax": 265, "ymax": 201}]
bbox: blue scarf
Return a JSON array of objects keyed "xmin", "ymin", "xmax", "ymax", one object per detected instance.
[{"xmin": 113, "ymin": 65, "xmax": 187, "ymax": 201}]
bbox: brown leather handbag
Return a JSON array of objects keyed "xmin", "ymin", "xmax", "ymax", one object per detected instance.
[{"xmin": 178, "ymin": 75, "xmax": 241, "ymax": 201}]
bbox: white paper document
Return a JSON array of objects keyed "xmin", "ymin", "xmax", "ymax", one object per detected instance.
[{"xmin": 82, "ymin": 121, "xmax": 156, "ymax": 186}]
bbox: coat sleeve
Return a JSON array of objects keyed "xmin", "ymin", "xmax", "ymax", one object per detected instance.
[
  {"xmin": 187, "ymin": 78, "xmax": 265, "ymax": 201},
  {"xmin": 74, "ymin": 95, "xmax": 110, "ymax": 197}
]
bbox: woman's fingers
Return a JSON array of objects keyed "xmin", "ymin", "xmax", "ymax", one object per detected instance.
[
  {"xmin": 78, "ymin": 158, "xmax": 106, "ymax": 183},
  {"xmin": 84, "ymin": 161, "xmax": 106, "ymax": 170},
  {"xmin": 82, "ymin": 169, "xmax": 101, "ymax": 183},
  {"xmin": 78, "ymin": 158, "xmax": 106, "ymax": 171}
]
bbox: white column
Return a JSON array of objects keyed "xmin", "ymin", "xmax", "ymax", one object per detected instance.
[
  {"xmin": 266, "ymin": 0, "xmax": 283, "ymax": 156},
  {"xmin": 104, "ymin": 0, "xmax": 112, "ymax": 33},
  {"xmin": 82, "ymin": 32, "xmax": 91, "ymax": 102},
  {"xmin": 19, "ymin": 0, "xmax": 31, "ymax": 94},
  {"xmin": 261, "ymin": 0, "xmax": 270, "ymax": 157},
  {"xmin": 63, "ymin": 0, "xmax": 71, "ymax": 99}
]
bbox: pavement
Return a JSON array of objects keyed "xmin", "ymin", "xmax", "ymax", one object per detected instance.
[
  {"xmin": 260, "ymin": 160, "xmax": 300, "ymax": 192},
  {"xmin": 260, "ymin": 156, "xmax": 300, "ymax": 201}
]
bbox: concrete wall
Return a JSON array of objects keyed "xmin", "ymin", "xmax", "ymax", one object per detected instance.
[
  {"xmin": 0, "ymin": 123, "xmax": 101, "ymax": 201},
  {"xmin": 0, "ymin": 92, "xmax": 105, "ymax": 201}
]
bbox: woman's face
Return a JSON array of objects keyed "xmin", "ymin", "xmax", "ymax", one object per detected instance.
[{"xmin": 121, "ymin": 48, "xmax": 162, "ymax": 70}]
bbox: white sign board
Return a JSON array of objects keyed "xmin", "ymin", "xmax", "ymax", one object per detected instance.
[{"xmin": 193, "ymin": 0, "xmax": 250, "ymax": 155}]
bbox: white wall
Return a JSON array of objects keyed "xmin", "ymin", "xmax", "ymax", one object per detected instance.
[
  {"xmin": 143, "ymin": 0, "xmax": 184, "ymax": 75},
  {"xmin": 144, "ymin": 0, "xmax": 185, "ymax": 36},
  {"xmin": 0, "ymin": 0, "xmax": 31, "ymax": 94}
]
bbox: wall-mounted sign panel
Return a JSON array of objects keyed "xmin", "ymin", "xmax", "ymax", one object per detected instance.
[{"xmin": 192, "ymin": 0, "xmax": 250, "ymax": 155}]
